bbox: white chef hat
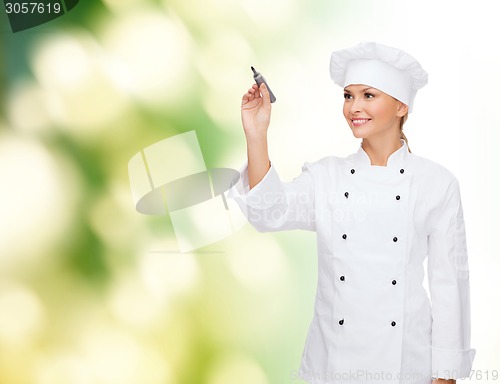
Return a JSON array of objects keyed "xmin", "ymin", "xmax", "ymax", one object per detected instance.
[{"xmin": 330, "ymin": 41, "xmax": 428, "ymax": 113}]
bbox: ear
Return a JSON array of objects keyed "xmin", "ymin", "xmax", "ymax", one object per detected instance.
[{"xmin": 396, "ymin": 102, "xmax": 409, "ymax": 117}]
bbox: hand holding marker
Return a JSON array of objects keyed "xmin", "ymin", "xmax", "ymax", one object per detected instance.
[{"xmin": 251, "ymin": 66, "xmax": 276, "ymax": 103}]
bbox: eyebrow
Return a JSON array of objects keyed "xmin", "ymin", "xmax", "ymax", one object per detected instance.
[{"xmin": 343, "ymin": 87, "xmax": 375, "ymax": 93}]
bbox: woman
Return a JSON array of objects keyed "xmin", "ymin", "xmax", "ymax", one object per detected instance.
[{"xmin": 228, "ymin": 42, "xmax": 475, "ymax": 384}]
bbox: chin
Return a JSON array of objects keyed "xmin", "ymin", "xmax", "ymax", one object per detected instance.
[
  {"xmin": 351, "ymin": 132, "xmax": 364, "ymax": 139},
  {"xmin": 350, "ymin": 128, "xmax": 368, "ymax": 139}
]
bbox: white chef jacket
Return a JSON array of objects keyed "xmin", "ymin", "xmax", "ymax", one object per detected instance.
[{"xmin": 227, "ymin": 140, "xmax": 475, "ymax": 384}]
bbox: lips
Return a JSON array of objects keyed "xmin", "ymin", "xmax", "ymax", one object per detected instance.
[{"xmin": 351, "ymin": 118, "xmax": 371, "ymax": 127}]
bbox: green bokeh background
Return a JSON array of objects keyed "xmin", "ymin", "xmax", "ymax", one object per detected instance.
[{"xmin": 1, "ymin": 0, "xmax": 499, "ymax": 383}]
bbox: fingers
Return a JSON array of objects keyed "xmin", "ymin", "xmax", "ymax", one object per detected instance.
[
  {"xmin": 248, "ymin": 83, "xmax": 260, "ymax": 98},
  {"xmin": 259, "ymin": 83, "xmax": 271, "ymax": 108},
  {"xmin": 242, "ymin": 83, "xmax": 261, "ymax": 104}
]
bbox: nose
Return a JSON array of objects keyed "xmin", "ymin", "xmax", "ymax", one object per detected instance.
[{"xmin": 350, "ymin": 98, "xmax": 363, "ymax": 114}]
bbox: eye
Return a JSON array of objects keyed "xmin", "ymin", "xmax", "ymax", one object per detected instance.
[
  {"xmin": 343, "ymin": 93, "xmax": 353, "ymax": 99},
  {"xmin": 364, "ymin": 92, "xmax": 375, "ymax": 98}
]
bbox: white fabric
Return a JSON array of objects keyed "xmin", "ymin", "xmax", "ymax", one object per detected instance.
[
  {"xmin": 227, "ymin": 140, "xmax": 475, "ymax": 384},
  {"xmin": 330, "ymin": 42, "xmax": 428, "ymax": 113}
]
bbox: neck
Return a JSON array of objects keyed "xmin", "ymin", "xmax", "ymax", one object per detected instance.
[{"xmin": 361, "ymin": 134, "xmax": 402, "ymax": 166}]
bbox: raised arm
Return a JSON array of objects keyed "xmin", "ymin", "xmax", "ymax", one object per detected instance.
[
  {"xmin": 241, "ymin": 82, "xmax": 272, "ymax": 189},
  {"xmin": 228, "ymin": 82, "xmax": 315, "ymax": 232}
]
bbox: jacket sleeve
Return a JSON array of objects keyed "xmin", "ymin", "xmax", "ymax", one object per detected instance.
[
  {"xmin": 427, "ymin": 179, "xmax": 476, "ymax": 380},
  {"xmin": 226, "ymin": 160, "xmax": 315, "ymax": 232}
]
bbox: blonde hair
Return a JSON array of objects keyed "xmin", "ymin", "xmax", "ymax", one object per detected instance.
[{"xmin": 399, "ymin": 113, "xmax": 410, "ymax": 153}]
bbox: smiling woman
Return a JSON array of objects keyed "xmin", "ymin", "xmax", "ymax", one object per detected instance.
[
  {"xmin": 228, "ymin": 41, "xmax": 475, "ymax": 384},
  {"xmin": 342, "ymin": 85, "xmax": 409, "ymax": 165}
]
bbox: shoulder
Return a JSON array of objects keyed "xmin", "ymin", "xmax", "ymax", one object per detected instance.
[{"xmin": 408, "ymin": 152, "xmax": 460, "ymax": 191}]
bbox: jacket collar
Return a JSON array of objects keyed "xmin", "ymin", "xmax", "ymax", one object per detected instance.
[{"xmin": 351, "ymin": 139, "xmax": 409, "ymax": 167}]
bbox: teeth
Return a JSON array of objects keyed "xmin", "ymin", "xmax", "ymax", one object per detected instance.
[{"xmin": 353, "ymin": 119, "xmax": 369, "ymax": 124}]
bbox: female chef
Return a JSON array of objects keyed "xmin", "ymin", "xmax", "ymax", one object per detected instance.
[{"xmin": 227, "ymin": 42, "xmax": 475, "ymax": 384}]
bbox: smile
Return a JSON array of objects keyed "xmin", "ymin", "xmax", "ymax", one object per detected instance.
[{"xmin": 351, "ymin": 119, "xmax": 371, "ymax": 127}]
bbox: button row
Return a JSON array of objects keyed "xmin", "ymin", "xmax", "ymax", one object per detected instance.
[
  {"xmin": 338, "ymin": 275, "xmax": 397, "ymax": 285},
  {"xmin": 341, "ymin": 234, "xmax": 400, "ymax": 242},
  {"xmin": 344, "ymin": 191, "xmax": 401, "ymax": 200},
  {"xmin": 349, "ymin": 168, "xmax": 405, "ymax": 174},
  {"xmin": 338, "ymin": 319, "xmax": 397, "ymax": 327}
]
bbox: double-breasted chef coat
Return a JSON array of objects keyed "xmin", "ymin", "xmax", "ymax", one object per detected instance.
[{"xmin": 227, "ymin": 140, "xmax": 475, "ymax": 384}]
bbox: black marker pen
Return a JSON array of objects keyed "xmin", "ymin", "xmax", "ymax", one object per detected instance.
[{"xmin": 251, "ymin": 66, "xmax": 276, "ymax": 103}]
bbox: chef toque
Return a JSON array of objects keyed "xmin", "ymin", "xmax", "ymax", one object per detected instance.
[{"xmin": 330, "ymin": 41, "xmax": 428, "ymax": 113}]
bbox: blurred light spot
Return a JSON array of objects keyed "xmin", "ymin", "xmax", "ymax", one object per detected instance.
[
  {"xmin": 35, "ymin": 353, "xmax": 91, "ymax": 384},
  {"xmin": 197, "ymin": 31, "xmax": 252, "ymax": 89},
  {"xmin": 202, "ymin": 89, "xmax": 241, "ymax": 131},
  {"xmin": 160, "ymin": 0, "xmax": 240, "ymax": 30},
  {"xmin": 225, "ymin": 235, "xmax": 289, "ymax": 290},
  {"xmin": 108, "ymin": 273, "xmax": 165, "ymax": 328},
  {"xmin": 99, "ymin": 54, "xmax": 135, "ymax": 94},
  {"xmin": 206, "ymin": 353, "xmax": 268, "ymax": 384},
  {"xmin": 7, "ymin": 80, "xmax": 51, "ymax": 133},
  {"xmin": 140, "ymin": 250, "xmax": 200, "ymax": 299},
  {"xmin": 239, "ymin": 0, "xmax": 298, "ymax": 30},
  {"xmin": 31, "ymin": 32, "xmax": 93, "ymax": 90},
  {"xmin": 0, "ymin": 283, "xmax": 45, "ymax": 345},
  {"xmin": 197, "ymin": 30, "xmax": 253, "ymax": 129},
  {"xmin": 80, "ymin": 328, "xmax": 170, "ymax": 384},
  {"xmin": 0, "ymin": 134, "xmax": 77, "ymax": 268},
  {"xmin": 101, "ymin": 8, "xmax": 192, "ymax": 108},
  {"xmin": 30, "ymin": 31, "xmax": 129, "ymax": 133},
  {"xmin": 88, "ymin": 182, "xmax": 147, "ymax": 250}
]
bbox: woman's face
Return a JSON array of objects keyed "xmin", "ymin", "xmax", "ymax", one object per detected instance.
[{"xmin": 343, "ymin": 84, "xmax": 408, "ymax": 140}]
